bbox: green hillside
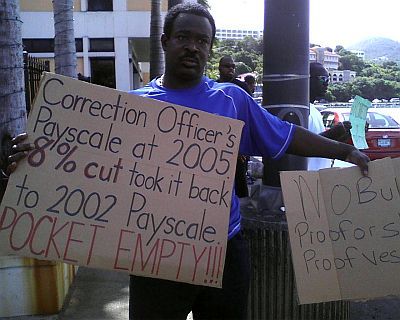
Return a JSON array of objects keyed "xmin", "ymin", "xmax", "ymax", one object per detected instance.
[{"xmin": 348, "ymin": 37, "xmax": 400, "ymax": 63}]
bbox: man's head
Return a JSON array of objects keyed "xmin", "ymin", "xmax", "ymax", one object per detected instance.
[
  {"xmin": 218, "ymin": 56, "xmax": 236, "ymax": 82},
  {"xmin": 310, "ymin": 62, "xmax": 330, "ymax": 102},
  {"xmin": 244, "ymin": 74, "xmax": 256, "ymax": 94},
  {"xmin": 161, "ymin": 3, "xmax": 216, "ymax": 88}
]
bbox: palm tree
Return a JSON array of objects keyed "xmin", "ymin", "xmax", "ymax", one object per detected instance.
[
  {"xmin": 52, "ymin": 0, "xmax": 77, "ymax": 77},
  {"xmin": 150, "ymin": 0, "xmax": 164, "ymax": 79},
  {"xmin": 0, "ymin": 0, "xmax": 27, "ymax": 199}
]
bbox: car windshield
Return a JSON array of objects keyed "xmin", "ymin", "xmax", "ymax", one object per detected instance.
[{"xmin": 342, "ymin": 112, "xmax": 400, "ymax": 129}]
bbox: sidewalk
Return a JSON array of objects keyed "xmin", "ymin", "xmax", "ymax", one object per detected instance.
[
  {"xmin": 3, "ymin": 266, "xmax": 400, "ymax": 320},
  {"xmin": 58, "ymin": 268, "xmax": 129, "ymax": 320},
  {"xmin": 2, "ymin": 267, "xmax": 130, "ymax": 320}
]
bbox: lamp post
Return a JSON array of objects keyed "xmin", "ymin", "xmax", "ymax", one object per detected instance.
[{"xmin": 262, "ymin": 0, "xmax": 310, "ymax": 186}]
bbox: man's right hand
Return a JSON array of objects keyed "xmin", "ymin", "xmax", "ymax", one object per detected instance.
[
  {"xmin": 5, "ymin": 133, "xmax": 34, "ymax": 176},
  {"xmin": 344, "ymin": 148, "xmax": 370, "ymax": 176}
]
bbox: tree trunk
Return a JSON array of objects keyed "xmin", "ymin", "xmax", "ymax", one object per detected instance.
[
  {"xmin": 0, "ymin": 0, "xmax": 27, "ymax": 199},
  {"xmin": 150, "ymin": 0, "xmax": 164, "ymax": 79},
  {"xmin": 53, "ymin": 0, "xmax": 77, "ymax": 77}
]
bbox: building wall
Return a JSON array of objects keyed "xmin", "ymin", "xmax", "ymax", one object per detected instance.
[
  {"xmin": 350, "ymin": 50, "xmax": 365, "ymax": 60},
  {"xmin": 216, "ymin": 28, "xmax": 263, "ymax": 40},
  {"xmin": 127, "ymin": 0, "xmax": 168, "ymax": 11},
  {"xmin": 19, "ymin": 0, "xmax": 166, "ymax": 90},
  {"xmin": 20, "ymin": 0, "xmax": 168, "ymax": 12},
  {"xmin": 329, "ymin": 70, "xmax": 356, "ymax": 83},
  {"xmin": 20, "ymin": 0, "xmax": 81, "ymax": 11}
]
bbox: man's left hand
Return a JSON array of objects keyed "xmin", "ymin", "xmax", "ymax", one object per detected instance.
[{"xmin": 345, "ymin": 148, "xmax": 370, "ymax": 176}]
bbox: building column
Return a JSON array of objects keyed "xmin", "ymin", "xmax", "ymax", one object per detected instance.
[
  {"xmin": 114, "ymin": 37, "xmax": 131, "ymax": 91},
  {"xmin": 83, "ymin": 36, "xmax": 90, "ymax": 76},
  {"xmin": 80, "ymin": 0, "xmax": 87, "ymax": 11},
  {"xmin": 113, "ymin": 0, "xmax": 129, "ymax": 90},
  {"xmin": 113, "ymin": 0, "xmax": 127, "ymax": 11}
]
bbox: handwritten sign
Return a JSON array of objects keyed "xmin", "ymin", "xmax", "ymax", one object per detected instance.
[
  {"xmin": 281, "ymin": 157, "xmax": 400, "ymax": 304},
  {"xmin": 0, "ymin": 73, "xmax": 243, "ymax": 288},
  {"xmin": 350, "ymin": 95, "xmax": 371, "ymax": 149}
]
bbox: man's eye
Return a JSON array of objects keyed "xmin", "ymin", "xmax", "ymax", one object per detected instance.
[
  {"xmin": 177, "ymin": 35, "xmax": 187, "ymax": 41},
  {"xmin": 198, "ymin": 39, "xmax": 209, "ymax": 45}
]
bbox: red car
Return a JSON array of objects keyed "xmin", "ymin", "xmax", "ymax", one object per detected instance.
[{"xmin": 320, "ymin": 108, "xmax": 400, "ymax": 160}]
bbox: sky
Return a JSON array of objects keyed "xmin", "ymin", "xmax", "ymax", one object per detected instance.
[{"xmin": 207, "ymin": 0, "xmax": 400, "ymax": 48}]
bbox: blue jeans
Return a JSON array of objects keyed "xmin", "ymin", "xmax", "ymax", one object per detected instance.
[{"xmin": 129, "ymin": 231, "xmax": 250, "ymax": 320}]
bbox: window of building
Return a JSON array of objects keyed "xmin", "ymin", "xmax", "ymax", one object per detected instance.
[
  {"xmin": 88, "ymin": 0, "xmax": 113, "ymax": 11},
  {"xmin": 90, "ymin": 57, "xmax": 115, "ymax": 88},
  {"xmin": 23, "ymin": 38, "xmax": 83, "ymax": 53},
  {"xmin": 75, "ymin": 38, "xmax": 83, "ymax": 52},
  {"xmin": 90, "ymin": 38, "xmax": 114, "ymax": 52},
  {"xmin": 23, "ymin": 39, "xmax": 53, "ymax": 53}
]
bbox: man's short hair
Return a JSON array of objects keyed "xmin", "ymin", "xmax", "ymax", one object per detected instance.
[
  {"xmin": 310, "ymin": 62, "xmax": 325, "ymax": 76},
  {"xmin": 244, "ymin": 74, "xmax": 255, "ymax": 83},
  {"xmin": 163, "ymin": 3, "xmax": 216, "ymax": 47}
]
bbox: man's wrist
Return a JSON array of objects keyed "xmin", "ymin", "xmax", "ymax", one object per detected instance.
[{"xmin": 338, "ymin": 144, "xmax": 357, "ymax": 162}]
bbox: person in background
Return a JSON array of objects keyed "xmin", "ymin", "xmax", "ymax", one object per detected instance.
[
  {"xmin": 5, "ymin": 4, "xmax": 369, "ymax": 320},
  {"xmin": 217, "ymin": 56, "xmax": 252, "ymax": 197},
  {"xmin": 308, "ymin": 62, "xmax": 352, "ymax": 170},
  {"xmin": 244, "ymin": 74, "xmax": 256, "ymax": 96},
  {"xmin": 217, "ymin": 56, "xmax": 252, "ymax": 95}
]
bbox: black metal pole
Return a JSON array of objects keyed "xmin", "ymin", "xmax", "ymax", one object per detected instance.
[{"xmin": 262, "ymin": 0, "xmax": 310, "ymax": 186}]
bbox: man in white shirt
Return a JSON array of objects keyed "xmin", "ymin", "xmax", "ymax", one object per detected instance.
[{"xmin": 308, "ymin": 62, "xmax": 352, "ymax": 170}]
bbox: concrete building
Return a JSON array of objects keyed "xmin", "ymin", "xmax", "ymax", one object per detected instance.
[
  {"xmin": 350, "ymin": 49, "xmax": 366, "ymax": 61},
  {"xmin": 329, "ymin": 69, "xmax": 356, "ymax": 83},
  {"xmin": 309, "ymin": 47, "xmax": 340, "ymax": 70},
  {"xmin": 20, "ymin": 0, "xmax": 169, "ymax": 91},
  {"xmin": 216, "ymin": 28, "xmax": 263, "ymax": 40},
  {"xmin": 309, "ymin": 46, "xmax": 356, "ymax": 83}
]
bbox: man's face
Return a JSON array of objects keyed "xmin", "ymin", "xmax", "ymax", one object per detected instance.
[
  {"xmin": 246, "ymin": 80, "xmax": 255, "ymax": 94},
  {"xmin": 219, "ymin": 58, "xmax": 235, "ymax": 81},
  {"xmin": 310, "ymin": 66, "xmax": 330, "ymax": 99},
  {"xmin": 161, "ymin": 13, "xmax": 212, "ymax": 84}
]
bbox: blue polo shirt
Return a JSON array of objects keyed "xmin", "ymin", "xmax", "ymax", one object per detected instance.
[{"xmin": 130, "ymin": 76, "xmax": 295, "ymax": 239}]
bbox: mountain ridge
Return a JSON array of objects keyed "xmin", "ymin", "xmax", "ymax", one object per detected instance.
[{"xmin": 348, "ymin": 37, "xmax": 400, "ymax": 62}]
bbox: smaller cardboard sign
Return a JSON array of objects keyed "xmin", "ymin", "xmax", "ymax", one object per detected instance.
[
  {"xmin": 350, "ymin": 95, "xmax": 370, "ymax": 149},
  {"xmin": 281, "ymin": 158, "xmax": 400, "ymax": 304}
]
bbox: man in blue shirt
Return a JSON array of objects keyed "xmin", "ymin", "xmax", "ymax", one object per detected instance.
[
  {"xmin": 6, "ymin": 3, "xmax": 369, "ymax": 320},
  {"xmin": 125, "ymin": 3, "xmax": 369, "ymax": 319}
]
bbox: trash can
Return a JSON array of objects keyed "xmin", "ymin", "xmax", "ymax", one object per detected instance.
[{"xmin": 241, "ymin": 202, "xmax": 349, "ymax": 320}]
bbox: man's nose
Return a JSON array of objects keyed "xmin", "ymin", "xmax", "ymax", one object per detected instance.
[{"xmin": 184, "ymin": 39, "xmax": 199, "ymax": 51}]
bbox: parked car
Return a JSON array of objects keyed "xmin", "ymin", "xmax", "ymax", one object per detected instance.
[{"xmin": 320, "ymin": 108, "xmax": 400, "ymax": 160}]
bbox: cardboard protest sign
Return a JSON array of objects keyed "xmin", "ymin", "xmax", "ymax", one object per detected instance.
[
  {"xmin": 0, "ymin": 73, "xmax": 243, "ymax": 288},
  {"xmin": 350, "ymin": 95, "xmax": 371, "ymax": 149},
  {"xmin": 281, "ymin": 158, "xmax": 400, "ymax": 304}
]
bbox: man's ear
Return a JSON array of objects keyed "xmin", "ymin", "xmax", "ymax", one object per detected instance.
[{"xmin": 161, "ymin": 34, "xmax": 168, "ymax": 51}]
